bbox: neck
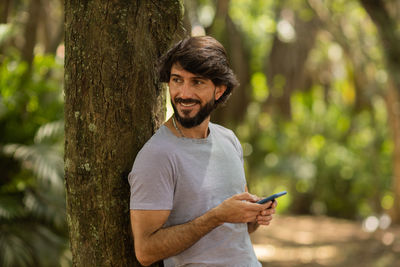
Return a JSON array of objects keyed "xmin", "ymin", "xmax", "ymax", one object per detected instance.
[{"xmin": 169, "ymin": 116, "xmax": 210, "ymax": 139}]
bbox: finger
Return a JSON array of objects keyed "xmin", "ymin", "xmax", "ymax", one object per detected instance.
[
  {"xmin": 256, "ymin": 217, "xmax": 272, "ymax": 225},
  {"xmin": 250, "ymin": 202, "xmax": 271, "ymax": 213},
  {"xmin": 257, "ymin": 214, "xmax": 273, "ymax": 221},
  {"xmin": 260, "ymin": 209, "xmax": 275, "ymax": 216},
  {"xmin": 256, "ymin": 215, "xmax": 273, "ymax": 224},
  {"xmin": 260, "ymin": 200, "xmax": 273, "ymax": 209},
  {"xmin": 257, "ymin": 220, "xmax": 271, "ymax": 226},
  {"xmin": 263, "ymin": 200, "xmax": 277, "ymax": 209},
  {"xmin": 244, "ymin": 212, "xmax": 260, "ymax": 223}
]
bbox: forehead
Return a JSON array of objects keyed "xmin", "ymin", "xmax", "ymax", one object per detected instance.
[{"xmin": 170, "ymin": 63, "xmax": 207, "ymax": 79}]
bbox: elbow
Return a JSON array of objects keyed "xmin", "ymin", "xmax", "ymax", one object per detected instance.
[
  {"xmin": 137, "ymin": 258, "xmax": 153, "ymax": 267},
  {"xmin": 136, "ymin": 254, "xmax": 153, "ymax": 266},
  {"xmin": 135, "ymin": 248, "xmax": 156, "ymax": 266}
]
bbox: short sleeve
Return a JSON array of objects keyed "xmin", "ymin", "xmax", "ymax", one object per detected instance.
[{"xmin": 128, "ymin": 144, "xmax": 175, "ymax": 210}]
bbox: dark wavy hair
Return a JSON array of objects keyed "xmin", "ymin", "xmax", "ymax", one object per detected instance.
[{"xmin": 158, "ymin": 36, "xmax": 239, "ymax": 106}]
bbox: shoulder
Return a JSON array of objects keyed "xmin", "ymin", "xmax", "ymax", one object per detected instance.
[
  {"xmin": 210, "ymin": 122, "xmax": 239, "ymax": 143},
  {"xmin": 134, "ymin": 125, "xmax": 177, "ymax": 163},
  {"xmin": 210, "ymin": 122, "xmax": 237, "ymax": 140},
  {"xmin": 130, "ymin": 126, "xmax": 177, "ymax": 185},
  {"xmin": 210, "ymin": 122, "xmax": 242, "ymax": 151}
]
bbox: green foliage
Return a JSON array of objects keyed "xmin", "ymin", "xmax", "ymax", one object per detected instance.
[
  {"xmin": 0, "ymin": 55, "xmax": 63, "ymax": 144},
  {"xmin": 226, "ymin": 0, "xmax": 395, "ymax": 220},
  {"xmin": 0, "ymin": 0, "xmax": 397, "ymax": 264},
  {"xmin": 229, "ymin": 0, "xmax": 277, "ymax": 71},
  {"xmin": 244, "ymin": 87, "xmax": 392, "ymax": 219},
  {"xmin": 0, "ymin": 45, "xmax": 67, "ymax": 265},
  {"xmin": 0, "ymin": 120, "xmax": 70, "ymax": 267}
]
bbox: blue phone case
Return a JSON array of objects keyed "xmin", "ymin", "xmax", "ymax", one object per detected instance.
[{"xmin": 256, "ymin": 191, "xmax": 287, "ymax": 204}]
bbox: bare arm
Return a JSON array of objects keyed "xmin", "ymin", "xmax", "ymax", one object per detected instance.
[{"xmin": 130, "ymin": 192, "xmax": 270, "ymax": 266}]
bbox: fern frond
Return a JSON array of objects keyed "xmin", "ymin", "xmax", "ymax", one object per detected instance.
[
  {"xmin": 34, "ymin": 120, "xmax": 64, "ymax": 144},
  {"xmin": 2, "ymin": 143, "xmax": 64, "ymax": 193}
]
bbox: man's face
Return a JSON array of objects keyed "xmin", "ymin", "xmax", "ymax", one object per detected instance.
[{"xmin": 168, "ymin": 63, "xmax": 226, "ymax": 128}]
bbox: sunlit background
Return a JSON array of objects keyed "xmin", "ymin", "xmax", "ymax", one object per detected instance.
[{"xmin": 1, "ymin": 0, "xmax": 400, "ymax": 266}]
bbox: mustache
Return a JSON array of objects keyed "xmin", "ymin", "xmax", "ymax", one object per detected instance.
[{"xmin": 174, "ymin": 98, "xmax": 201, "ymax": 105}]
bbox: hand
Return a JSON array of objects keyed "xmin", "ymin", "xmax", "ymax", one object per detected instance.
[
  {"xmin": 255, "ymin": 200, "xmax": 276, "ymax": 226},
  {"xmin": 213, "ymin": 192, "xmax": 271, "ymax": 224}
]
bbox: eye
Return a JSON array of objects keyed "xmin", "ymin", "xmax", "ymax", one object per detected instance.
[
  {"xmin": 193, "ymin": 79, "xmax": 204, "ymax": 85},
  {"xmin": 171, "ymin": 77, "xmax": 182, "ymax": 83}
]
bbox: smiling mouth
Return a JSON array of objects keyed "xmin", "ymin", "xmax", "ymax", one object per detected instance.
[
  {"xmin": 175, "ymin": 98, "xmax": 201, "ymax": 108},
  {"xmin": 180, "ymin": 102, "xmax": 197, "ymax": 107}
]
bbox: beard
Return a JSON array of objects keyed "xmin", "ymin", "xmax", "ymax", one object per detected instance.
[{"xmin": 171, "ymin": 97, "xmax": 216, "ymax": 128}]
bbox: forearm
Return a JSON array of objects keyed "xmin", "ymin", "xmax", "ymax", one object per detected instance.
[{"xmin": 136, "ymin": 208, "xmax": 222, "ymax": 266}]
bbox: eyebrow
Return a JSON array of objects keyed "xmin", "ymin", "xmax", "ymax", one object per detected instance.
[{"xmin": 170, "ymin": 73, "xmax": 207, "ymax": 80}]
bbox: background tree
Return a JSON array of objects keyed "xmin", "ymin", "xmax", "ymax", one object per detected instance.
[
  {"xmin": 206, "ymin": 0, "xmax": 251, "ymax": 129},
  {"xmin": 264, "ymin": 0, "xmax": 319, "ymax": 119},
  {"xmin": 221, "ymin": 0, "xmax": 394, "ymax": 220},
  {"xmin": 359, "ymin": 0, "xmax": 400, "ymax": 223},
  {"xmin": 64, "ymin": 1, "xmax": 181, "ymax": 266}
]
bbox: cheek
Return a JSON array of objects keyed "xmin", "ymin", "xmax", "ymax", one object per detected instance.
[{"xmin": 168, "ymin": 86, "xmax": 178, "ymax": 98}]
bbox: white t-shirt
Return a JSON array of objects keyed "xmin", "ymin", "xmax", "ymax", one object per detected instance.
[{"xmin": 128, "ymin": 123, "xmax": 261, "ymax": 267}]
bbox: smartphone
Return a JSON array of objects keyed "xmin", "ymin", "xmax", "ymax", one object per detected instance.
[{"xmin": 256, "ymin": 191, "xmax": 287, "ymax": 204}]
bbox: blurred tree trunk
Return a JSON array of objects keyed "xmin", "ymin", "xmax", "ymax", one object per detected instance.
[
  {"xmin": 0, "ymin": 0, "xmax": 11, "ymax": 23},
  {"xmin": 308, "ymin": 0, "xmax": 373, "ymax": 112},
  {"xmin": 22, "ymin": 0, "xmax": 41, "ymax": 67},
  {"xmin": 385, "ymin": 80, "xmax": 400, "ymax": 224},
  {"xmin": 264, "ymin": 2, "xmax": 319, "ymax": 119},
  {"xmin": 360, "ymin": 0, "xmax": 400, "ymax": 224},
  {"xmin": 207, "ymin": 0, "xmax": 251, "ymax": 129},
  {"xmin": 0, "ymin": 0, "xmax": 11, "ymax": 58},
  {"xmin": 41, "ymin": 0, "xmax": 64, "ymax": 54},
  {"xmin": 64, "ymin": 1, "xmax": 181, "ymax": 266},
  {"xmin": 45, "ymin": 18, "xmax": 64, "ymax": 54},
  {"xmin": 182, "ymin": 0, "xmax": 198, "ymax": 36}
]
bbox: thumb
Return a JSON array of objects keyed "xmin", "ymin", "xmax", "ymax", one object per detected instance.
[{"xmin": 233, "ymin": 192, "xmax": 258, "ymax": 202}]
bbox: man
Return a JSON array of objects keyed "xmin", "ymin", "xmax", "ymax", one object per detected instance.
[{"xmin": 128, "ymin": 36, "xmax": 276, "ymax": 267}]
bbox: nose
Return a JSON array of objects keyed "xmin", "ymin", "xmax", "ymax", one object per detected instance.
[{"xmin": 179, "ymin": 82, "xmax": 193, "ymax": 99}]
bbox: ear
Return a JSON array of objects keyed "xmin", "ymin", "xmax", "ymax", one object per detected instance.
[{"xmin": 215, "ymin": 85, "xmax": 227, "ymax": 101}]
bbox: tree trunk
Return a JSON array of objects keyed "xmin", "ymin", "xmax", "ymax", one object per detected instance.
[
  {"xmin": 360, "ymin": 0, "xmax": 400, "ymax": 223},
  {"xmin": 0, "ymin": 0, "xmax": 11, "ymax": 24},
  {"xmin": 64, "ymin": 1, "xmax": 182, "ymax": 266},
  {"xmin": 264, "ymin": 3, "xmax": 319, "ymax": 119},
  {"xmin": 207, "ymin": 0, "xmax": 251, "ymax": 129},
  {"xmin": 22, "ymin": 0, "xmax": 41, "ymax": 67},
  {"xmin": 385, "ymin": 80, "xmax": 400, "ymax": 223},
  {"xmin": 308, "ymin": 0, "xmax": 373, "ymax": 112},
  {"xmin": 41, "ymin": 0, "xmax": 65, "ymax": 54}
]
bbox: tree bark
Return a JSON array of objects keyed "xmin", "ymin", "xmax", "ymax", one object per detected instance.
[
  {"xmin": 64, "ymin": 1, "xmax": 182, "ymax": 266},
  {"xmin": 360, "ymin": 0, "xmax": 400, "ymax": 223}
]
